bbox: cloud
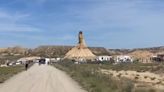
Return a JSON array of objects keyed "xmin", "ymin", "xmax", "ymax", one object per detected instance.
[
  {"xmin": 0, "ymin": 11, "xmax": 29, "ymax": 21},
  {"xmin": 62, "ymin": 0, "xmax": 164, "ymax": 48},
  {"xmin": 60, "ymin": 0, "xmax": 164, "ymax": 35},
  {"xmin": 0, "ymin": 24, "xmax": 41, "ymax": 32},
  {"xmin": 0, "ymin": 10, "xmax": 42, "ymax": 32}
]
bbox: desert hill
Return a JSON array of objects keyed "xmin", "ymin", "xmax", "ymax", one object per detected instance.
[
  {"xmin": 0, "ymin": 46, "xmax": 164, "ymax": 58},
  {"xmin": 32, "ymin": 45, "xmax": 110, "ymax": 57},
  {"xmin": 108, "ymin": 46, "xmax": 164, "ymax": 55}
]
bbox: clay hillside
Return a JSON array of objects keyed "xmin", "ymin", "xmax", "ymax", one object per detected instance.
[
  {"xmin": 32, "ymin": 46, "xmax": 110, "ymax": 57},
  {"xmin": 1, "ymin": 46, "xmax": 164, "ymax": 57},
  {"xmin": 0, "ymin": 46, "xmax": 109, "ymax": 56},
  {"xmin": 108, "ymin": 46, "xmax": 164, "ymax": 55},
  {"xmin": 0, "ymin": 46, "xmax": 28, "ymax": 55},
  {"xmin": 0, "ymin": 48, "xmax": 7, "ymax": 53}
]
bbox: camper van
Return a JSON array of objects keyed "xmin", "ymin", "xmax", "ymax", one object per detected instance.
[
  {"xmin": 115, "ymin": 55, "xmax": 133, "ymax": 64},
  {"xmin": 39, "ymin": 58, "xmax": 50, "ymax": 65}
]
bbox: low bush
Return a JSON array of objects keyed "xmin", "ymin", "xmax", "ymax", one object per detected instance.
[
  {"xmin": 135, "ymin": 76, "xmax": 139, "ymax": 80},
  {"xmin": 144, "ymin": 76, "xmax": 148, "ymax": 79},
  {"xmin": 150, "ymin": 77, "xmax": 156, "ymax": 80}
]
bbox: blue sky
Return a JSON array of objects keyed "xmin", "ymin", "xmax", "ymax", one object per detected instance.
[{"xmin": 0, "ymin": 0, "xmax": 164, "ymax": 49}]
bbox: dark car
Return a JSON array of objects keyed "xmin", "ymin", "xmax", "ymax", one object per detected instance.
[{"xmin": 39, "ymin": 59, "xmax": 46, "ymax": 65}]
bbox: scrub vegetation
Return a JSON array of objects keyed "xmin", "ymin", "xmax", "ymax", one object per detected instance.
[
  {"xmin": 53, "ymin": 61, "xmax": 164, "ymax": 92},
  {"xmin": 0, "ymin": 65, "xmax": 24, "ymax": 83}
]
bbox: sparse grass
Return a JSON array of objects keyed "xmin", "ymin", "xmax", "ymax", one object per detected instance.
[
  {"xmin": 135, "ymin": 88, "xmax": 156, "ymax": 92},
  {"xmin": 100, "ymin": 63, "xmax": 164, "ymax": 73},
  {"xmin": 117, "ymin": 73, "xmax": 122, "ymax": 78},
  {"xmin": 156, "ymin": 81, "xmax": 161, "ymax": 84},
  {"xmin": 0, "ymin": 65, "xmax": 24, "ymax": 83},
  {"xmin": 110, "ymin": 73, "xmax": 113, "ymax": 76},
  {"xmin": 53, "ymin": 61, "xmax": 164, "ymax": 92},
  {"xmin": 53, "ymin": 61, "xmax": 134, "ymax": 92}
]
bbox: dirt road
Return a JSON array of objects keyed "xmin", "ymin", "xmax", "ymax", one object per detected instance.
[{"xmin": 0, "ymin": 64, "xmax": 86, "ymax": 92}]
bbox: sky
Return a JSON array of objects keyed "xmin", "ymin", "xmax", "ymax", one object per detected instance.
[{"xmin": 0, "ymin": 0, "xmax": 164, "ymax": 49}]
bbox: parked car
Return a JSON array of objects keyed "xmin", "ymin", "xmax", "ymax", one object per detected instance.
[{"xmin": 39, "ymin": 59, "xmax": 46, "ymax": 64}]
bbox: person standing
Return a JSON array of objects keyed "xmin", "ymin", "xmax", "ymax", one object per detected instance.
[{"xmin": 25, "ymin": 62, "xmax": 29, "ymax": 71}]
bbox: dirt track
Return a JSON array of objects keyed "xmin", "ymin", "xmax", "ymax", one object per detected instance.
[{"xmin": 0, "ymin": 64, "xmax": 86, "ymax": 92}]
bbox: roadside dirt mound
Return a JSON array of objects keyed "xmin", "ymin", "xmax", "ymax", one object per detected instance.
[{"xmin": 128, "ymin": 50, "xmax": 153, "ymax": 59}]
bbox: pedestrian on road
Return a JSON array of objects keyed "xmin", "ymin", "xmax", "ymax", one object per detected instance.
[{"xmin": 25, "ymin": 62, "xmax": 29, "ymax": 71}]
